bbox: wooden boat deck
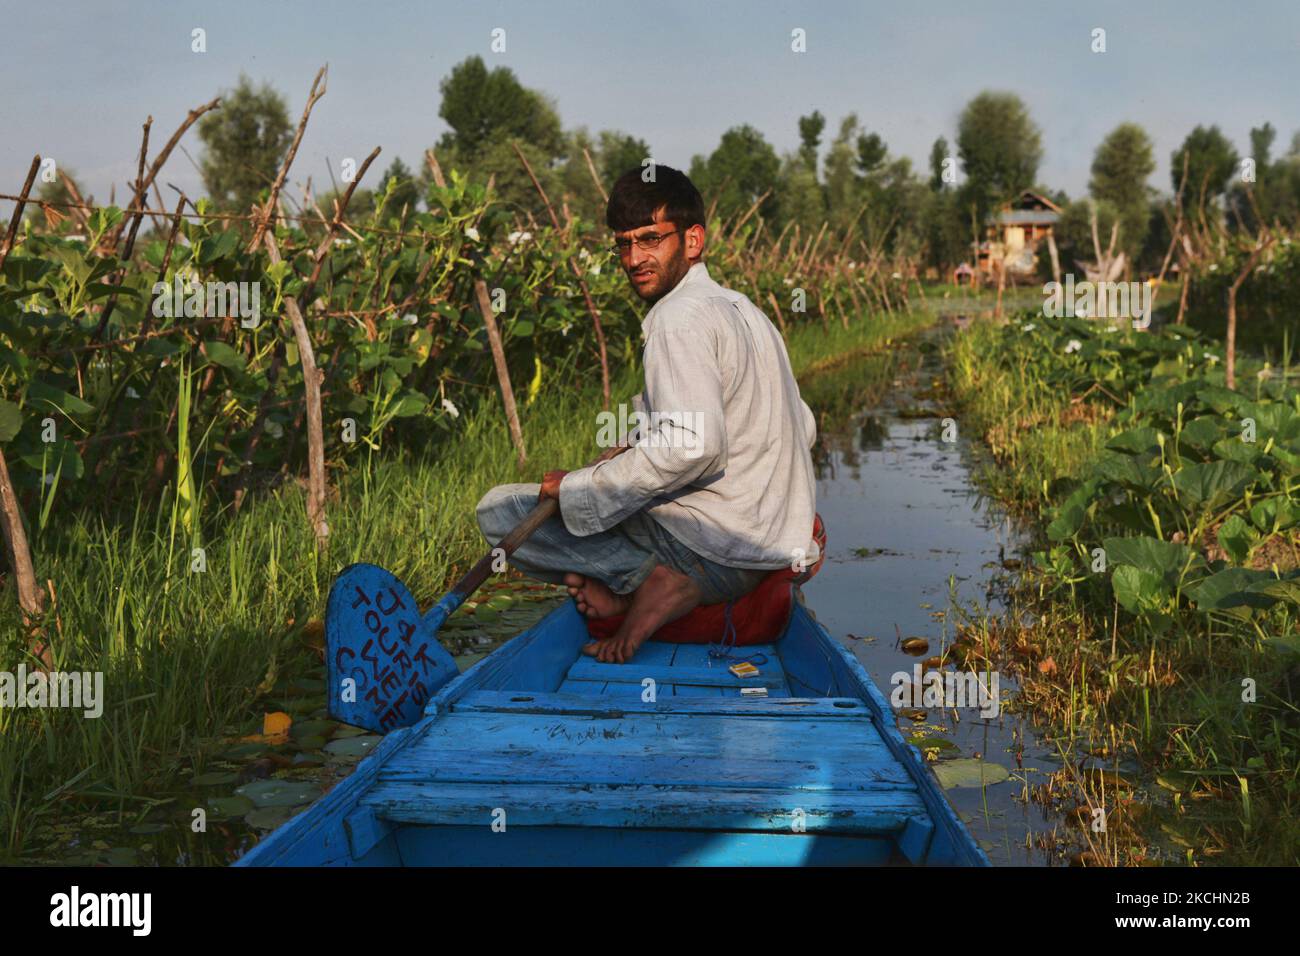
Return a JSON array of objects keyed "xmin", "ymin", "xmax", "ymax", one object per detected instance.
[
  {"xmin": 237, "ymin": 599, "xmax": 988, "ymax": 866},
  {"xmin": 361, "ymin": 640, "xmax": 928, "ymax": 838}
]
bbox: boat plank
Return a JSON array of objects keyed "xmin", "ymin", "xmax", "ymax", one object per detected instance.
[
  {"xmin": 376, "ymin": 747, "xmax": 915, "ymax": 790},
  {"xmin": 398, "ymin": 710, "xmax": 898, "ymax": 765},
  {"xmin": 451, "ymin": 690, "xmax": 868, "ymax": 718},
  {"xmin": 564, "ymin": 660, "xmax": 788, "ymax": 691},
  {"xmin": 363, "ymin": 781, "xmax": 927, "ymax": 834}
]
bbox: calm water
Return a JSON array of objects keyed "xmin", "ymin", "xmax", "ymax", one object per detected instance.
[{"xmin": 801, "ymin": 331, "xmax": 1063, "ymax": 866}]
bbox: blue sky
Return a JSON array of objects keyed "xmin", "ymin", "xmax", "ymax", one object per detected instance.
[{"xmin": 3, "ymin": 0, "xmax": 1299, "ymax": 212}]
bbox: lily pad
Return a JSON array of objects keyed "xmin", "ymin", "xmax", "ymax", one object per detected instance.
[
  {"xmin": 931, "ymin": 758, "xmax": 1011, "ymax": 789},
  {"xmin": 191, "ymin": 771, "xmax": 240, "ymax": 786},
  {"xmin": 234, "ymin": 779, "xmax": 322, "ymax": 808},
  {"xmin": 323, "ymin": 735, "xmax": 380, "ymax": 759},
  {"xmin": 223, "ymin": 742, "xmax": 269, "ymax": 761},
  {"xmin": 206, "ymin": 795, "xmax": 255, "ymax": 818},
  {"xmin": 244, "ymin": 806, "xmax": 295, "ymax": 830},
  {"xmin": 291, "ymin": 719, "xmax": 337, "ymax": 740}
]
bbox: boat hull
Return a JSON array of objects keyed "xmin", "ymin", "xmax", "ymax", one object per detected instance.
[{"xmin": 236, "ymin": 594, "xmax": 988, "ymax": 867}]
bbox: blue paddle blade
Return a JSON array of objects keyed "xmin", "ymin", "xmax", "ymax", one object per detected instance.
[{"xmin": 325, "ymin": 563, "xmax": 459, "ymax": 734}]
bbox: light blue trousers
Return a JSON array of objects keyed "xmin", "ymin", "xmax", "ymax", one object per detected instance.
[{"xmin": 475, "ymin": 483, "xmax": 767, "ymax": 606}]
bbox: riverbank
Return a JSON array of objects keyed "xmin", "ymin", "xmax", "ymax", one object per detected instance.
[
  {"xmin": 944, "ymin": 311, "xmax": 1300, "ymax": 865},
  {"xmin": 1, "ymin": 306, "xmax": 935, "ymax": 864}
]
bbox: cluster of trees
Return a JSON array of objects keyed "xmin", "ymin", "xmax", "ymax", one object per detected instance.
[{"xmin": 35, "ymin": 57, "xmax": 1300, "ymax": 280}]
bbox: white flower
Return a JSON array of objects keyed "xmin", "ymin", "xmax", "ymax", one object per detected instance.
[
  {"xmin": 588, "ymin": 262, "xmax": 601, "ymax": 276},
  {"xmin": 1209, "ymin": 263, "xmax": 1218, "ymax": 271},
  {"xmin": 560, "ymin": 322, "xmax": 572, "ymax": 337},
  {"xmin": 1103, "ymin": 325, "xmax": 1118, "ymax": 333},
  {"xmin": 464, "ymin": 226, "xmax": 480, "ymax": 242},
  {"xmin": 332, "ymin": 238, "xmax": 352, "ymax": 248},
  {"xmin": 578, "ymin": 248, "xmax": 591, "ymax": 260},
  {"xmin": 507, "ymin": 230, "xmax": 532, "ymax": 245},
  {"xmin": 1203, "ymin": 351, "xmax": 1219, "ymax": 363},
  {"xmin": 43, "ymin": 473, "xmax": 56, "ymax": 486},
  {"xmin": 1065, "ymin": 339, "xmax": 1082, "ymax": 353},
  {"xmin": 1020, "ymin": 322, "xmax": 1036, "ymax": 332},
  {"xmin": 441, "ymin": 398, "xmax": 460, "ymax": 419},
  {"xmin": 126, "ymin": 386, "xmax": 140, "ymax": 398},
  {"xmin": 264, "ymin": 419, "xmax": 284, "ymax": 439},
  {"xmin": 402, "ymin": 313, "xmax": 418, "ymax": 325},
  {"xmin": 891, "ymin": 272, "xmax": 902, "ymax": 280},
  {"xmin": 783, "ymin": 278, "xmax": 794, "ymax": 286}
]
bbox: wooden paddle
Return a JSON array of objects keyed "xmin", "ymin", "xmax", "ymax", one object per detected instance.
[{"xmin": 325, "ymin": 454, "xmax": 615, "ymax": 733}]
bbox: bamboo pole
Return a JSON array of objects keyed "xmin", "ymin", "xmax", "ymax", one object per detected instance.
[
  {"xmin": 248, "ymin": 67, "xmax": 327, "ymax": 254},
  {"xmin": 474, "ymin": 278, "xmax": 527, "ymax": 467},
  {"xmin": 1225, "ymin": 233, "xmax": 1275, "ymax": 390},
  {"xmin": 0, "ymin": 155, "xmax": 47, "ymax": 627},
  {"xmin": 582, "ymin": 147, "xmax": 608, "ymax": 204},
  {"xmin": 263, "ymin": 231, "xmax": 329, "ymax": 548},
  {"xmin": 105, "ymin": 96, "xmax": 221, "ymax": 250}
]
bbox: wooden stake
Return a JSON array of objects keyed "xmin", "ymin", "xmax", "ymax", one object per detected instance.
[
  {"xmin": 474, "ymin": 278, "xmax": 527, "ymax": 467},
  {"xmin": 264, "ymin": 231, "xmax": 329, "ymax": 548},
  {"xmin": 582, "ymin": 147, "xmax": 608, "ymax": 204},
  {"xmin": 0, "ymin": 155, "xmax": 46, "ymax": 628},
  {"xmin": 248, "ymin": 67, "xmax": 327, "ymax": 254},
  {"xmin": 1225, "ymin": 234, "xmax": 1275, "ymax": 390}
]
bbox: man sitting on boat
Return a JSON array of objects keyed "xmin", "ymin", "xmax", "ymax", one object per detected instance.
[{"xmin": 476, "ymin": 165, "xmax": 819, "ymax": 664}]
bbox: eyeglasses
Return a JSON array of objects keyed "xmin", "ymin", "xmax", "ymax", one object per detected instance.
[{"xmin": 611, "ymin": 228, "xmax": 679, "ymax": 255}]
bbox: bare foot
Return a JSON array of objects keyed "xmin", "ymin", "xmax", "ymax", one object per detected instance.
[
  {"xmin": 563, "ymin": 573, "xmax": 632, "ymax": 619},
  {"xmin": 582, "ymin": 564, "xmax": 703, "ymax": 664}
]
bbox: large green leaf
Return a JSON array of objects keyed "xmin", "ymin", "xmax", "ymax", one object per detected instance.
[
  {"xmin": 202, "ymin": 340, "xmax": 245, "ymax": 372},
  {"xmin": 1178, "ymin": 416, "xmax": 1228, "ymax": 454},
  {"xmin": 26, "ymin": 378, "xmax": 95, "ymax": 418},
  {"xmin": 1093, "ymin": 452, "xmax": 1160, "ymax": 491},
  {"xmin": 1106, "ymin": 426, "xmax": 1162, "ymax": 456},
  {"xmin": 1212, "ymin": 436, "xmax": 1266, "ymax": 465},
  {"xmin": 19, "ymin": 439, "xmax": 84, "ymax": 480},
  {"xmin": 1047, "ymin": 479, "xmax": 1099, "ymax": 542},
  {"xmin": 1112, "ymin": 564, "xmax": 1169, "ymax": 614},
  {"xmin": 390, "ymin": 390, "xmax": 429, "ymax": 418},
  {"xmin": 1217, "ymin": 515, "xmax": 1257, "ymax": 565},
  {"xmin": 1186, "ymin": 568, "xmax": 1277, "ymax": 617},
  {"xmin": 1193, "ymin": 383, "xmax": 1245, "ymax": 415},
  {"xmin": 1170, "ymin": 460, "xmax": 1256, "ymax": 510},
  {"xmin": 1249, "ymin": 497, "xmax": 1298, "ymax": 533},
  {"xmin": 1103, "ymin": 535, "xmax": 1202, "ymax": 583},
  {"xmin": 0, "ymin": 400, "xmax": 20, "ymax": 442}
]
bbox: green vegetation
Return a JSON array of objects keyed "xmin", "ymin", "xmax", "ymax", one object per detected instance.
[
  {"xmin": 947, "ymin": 312, "xmax": 1300, "ymax": 865},
  {"xmin": 0, "ymin": 236, "xmax": 927, "ymax": 860}
]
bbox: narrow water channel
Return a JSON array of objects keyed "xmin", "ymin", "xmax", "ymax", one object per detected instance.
[{"xmin": 801, "ymin": 326, "xmax": 1063, "ymax": 866}]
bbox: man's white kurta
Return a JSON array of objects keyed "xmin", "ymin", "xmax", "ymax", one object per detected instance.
[{"xmin": 559, "ymin": 261, "xmax": 820, "ymax": 570}]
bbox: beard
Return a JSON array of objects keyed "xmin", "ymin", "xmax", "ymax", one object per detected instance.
[{"xmin": 626, "ymin": 246, "xmax": 691, "ymax": 304}]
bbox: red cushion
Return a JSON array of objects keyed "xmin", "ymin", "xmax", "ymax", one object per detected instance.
[{"xmin": 585, "ymin": 515, "xmax": 827, "ymax": 646}]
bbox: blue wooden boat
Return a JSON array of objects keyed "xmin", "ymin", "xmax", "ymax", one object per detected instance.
[{"xmin": 236, "ymin": 595, "xmax": 989, "ymax": 866}]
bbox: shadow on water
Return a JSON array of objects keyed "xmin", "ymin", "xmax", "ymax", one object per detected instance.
[{"xmin": 801, "ymin": 324, "xmax": 1068, "ymax": 866}]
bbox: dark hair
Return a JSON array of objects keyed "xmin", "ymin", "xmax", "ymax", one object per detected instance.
[{"xmin": 605, "ymin": 164, "xmax": 705, "ymax": 235}]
